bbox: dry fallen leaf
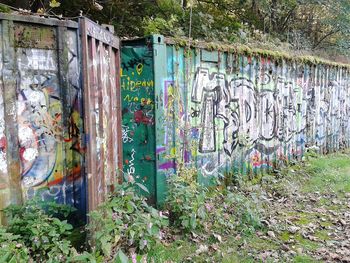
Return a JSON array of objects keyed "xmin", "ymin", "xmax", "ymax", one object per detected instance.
[
  {"xmin": 196, "ymin": 245, "xmax": 208, "ymax": 255},
  {"xmin": 267, "ymin": 231, "xmax": 276, "ymax": 238},
  {"xmin": 288, "ymin": 226, "xmax": 300, "ymax": 234}
]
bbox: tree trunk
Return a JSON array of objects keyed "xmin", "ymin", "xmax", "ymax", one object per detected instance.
[{"xmin": 270, "ymin": 0, "xmax": 277, "ymax": 32}]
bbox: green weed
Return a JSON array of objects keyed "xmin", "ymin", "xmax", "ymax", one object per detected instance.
[
  {"xmin": 3, "ymin": 200, "xmax": 77, "ymax": 262},
  {"xmin": 89, "ymin": 181, "xmax": 168, "ymax": 258},
  {"xmin": 166, "ymin": 167, "xmax": 208, "ymax": 232},
  {"xmin": 0, "ymin": 227, "xmax": 30, "ymax": 262}
]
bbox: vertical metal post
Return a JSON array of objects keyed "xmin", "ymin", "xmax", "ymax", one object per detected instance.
[{"xmin": 1, "ymin": 20, "xmax": 22, "ymax": 206}]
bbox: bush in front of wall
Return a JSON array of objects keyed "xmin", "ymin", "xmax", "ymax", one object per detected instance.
[
  {"xmin": 88, "ymin": 182, "xmax": 169, "ymax": 259},
  {"xmin": 165, "ymin": 167, "xmax": 208, "ymax": 232},
  {"xmin": 165, "ymin": 164, "xmax": 263, "ymax": 236},
  {"xmin": 0, "ymin": 227, "xmax": 30, "ymax": 262},
  {"xmin": 3, "ymin": 199, "xmax": 78, "ymax": 262}
]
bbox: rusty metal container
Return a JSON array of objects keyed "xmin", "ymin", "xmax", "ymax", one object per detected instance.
[
  {"xmin": 121, "ymin": 35, "xmax": 350, "ymax": 205},
  {"xmin": 0, "ymin": 13, "xmax": 121, "ymax": 223},
  {"xmin": 80, "ymin": 18, "xmax": 122, "ymax": 214}
]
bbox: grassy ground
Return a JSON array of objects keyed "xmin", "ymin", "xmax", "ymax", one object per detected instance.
[{"xmin": 148, "ymin": 151, "xmax": 350, "ymax": 262}]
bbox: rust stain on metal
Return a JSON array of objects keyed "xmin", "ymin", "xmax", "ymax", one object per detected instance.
[
  {"xmin": 0, "ymin": 15, "xmax": 88, "ymax": 223},
  {"xmin": 0, "ymin": 14, "xmax": 122, "ymax": 222},
  {"xmin": 85, "ymin": 19, "xmax": 119, "ymax": 48},
  {"xmin": 14, "ymin": 23, "xmax": 55, "ymax": 49},
  {"xmin": 80, "ymin": 17, "xmax": 122, "ymax": 214}
]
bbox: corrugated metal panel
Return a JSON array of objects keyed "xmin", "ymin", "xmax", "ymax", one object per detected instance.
[
  {"xmin": 122, "ymin": 35, "xmax": 350, "ymax": 205},
  {"xmin": 80, "ymin": 18, "xmax": 122, "ymax": 214},
  {"xmin": 0, "ymin": 14, "xmax": 122, "ymax": 224}
]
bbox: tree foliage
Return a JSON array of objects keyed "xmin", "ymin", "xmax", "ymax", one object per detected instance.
[{"xmin": 2, "ymin": 0, "xmax": 350, "ymax": 59}]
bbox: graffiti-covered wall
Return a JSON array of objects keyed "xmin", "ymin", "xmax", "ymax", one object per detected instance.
[
  {"xmin": 0, "ymin": 14, "xmax": 122, "ymax": 223},
  {"xmin": 17, "ymin": 30, "xmax": 85, "ymax": 206},
  {"xmin": 81, "ymin": 18, "xmax": 122, "ymax": 212},
  {"xmin": 121, "ymin": 41, "xmax": 157, "ymax": 201},
  {"xmin": 0, "ymin": 16, "xmax": 86, "ymax": 222},
  {"xmin": 148, "ymin": 37, "xmax": 350, "ymax": 202}
]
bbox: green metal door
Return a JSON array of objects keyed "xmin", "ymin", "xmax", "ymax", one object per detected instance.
[{"xmin": 121, "ymin": 43, "xmax": 156, "ymax": 201}]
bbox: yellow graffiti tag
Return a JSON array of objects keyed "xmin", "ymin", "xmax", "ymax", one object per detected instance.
[{"xmin": 136, "ymin": 63, "xmax": 143, "ymax": 75}]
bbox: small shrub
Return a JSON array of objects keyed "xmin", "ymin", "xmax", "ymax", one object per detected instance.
[
  {"xmin": 89, "ymin": 182, "xmax": 168, "ymax": 258},
  {"xmin": 205, "ymin": 189, "xmax": 263, "ymax": 236},
  {"xmin": 205, "ymin": 190, "xmax": 236, "ymax": 234},
  {"xmin": 166, "ymin": 167, "xmax": 208, "ymax": 232},
  {"xmin": 4, "ymin": 200, "xmax": 77, "ymax": 262},
  {"xmin": 0, "ymin": 227, "xmax": 30, "ymax": 262},
  {"xmin": 42, "ymin": 200, "xmax": 77, "ymax": 220},
  {"xmin": 143, "ymin": 15, "xmax": 184, "ymax": 36},
  {"xmin": 303, "ymin": 145, "xmax": 319, "ymax": 160},
  {"xmin": 230, "ymin": 192, "xmax": 263, "ymax": 234}
]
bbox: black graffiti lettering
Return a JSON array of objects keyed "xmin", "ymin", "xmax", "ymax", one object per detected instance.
[{"xmin": 190, "ymin": 107, "xmax": 200, "ymax": 118}]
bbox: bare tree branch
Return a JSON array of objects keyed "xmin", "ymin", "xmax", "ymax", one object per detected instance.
[{"xmin": 312, "ymin": 29, "xmax": 340, "ymax": 50}]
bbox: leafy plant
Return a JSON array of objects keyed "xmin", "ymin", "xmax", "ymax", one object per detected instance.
[
  {"xmin": 3, "ymin": 200, "xmax": 77, "ymax": 262},
  {"xmin": 89, "ymin": 182, "xmax": 168, "ymax": 258},
  {"xmin": 0, "ymin": 3, "xmax": 11, "ymax": 13},
  {"xmin": 199, "ymin": 188, "xmax": 263, "ymax": 236},
  {"xmin": 0, "ymin": 227, "xmax": 30, "ymax": 262},
  {"xmin": 204, "ymin": 190, "xmax": 236, "ymax": 234},
  {"xmin": 230, "ymin": 192, "xmax": 263, "ymax": 234},
  {"xmin": 166, "ymin": 167, "xmax": 208, "ymax": 232},
  {"xmin": 143, "ymin": 15, "xmax": 184, "ymax": 36},
  {"xmin": 44, "ymin": 201, "xmax": 77, "ymax": 219},
  {"xmin": 303, "ymin": 145, "xmax": 320, "ymax": 161}
]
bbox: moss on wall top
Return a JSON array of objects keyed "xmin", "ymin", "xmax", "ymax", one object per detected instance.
[{"xmin": 165, "ymin": 37, "xmax": 350, "ymax": 70}]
